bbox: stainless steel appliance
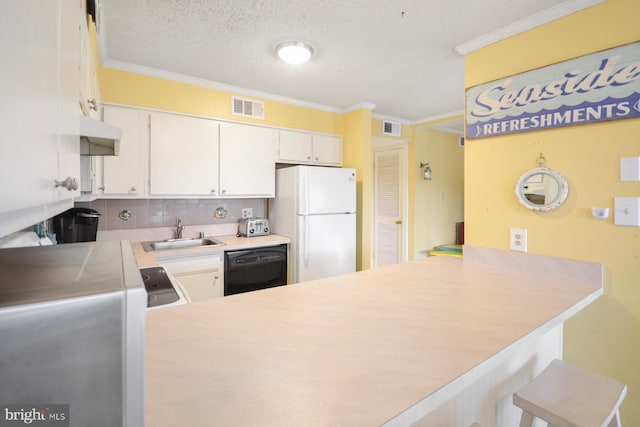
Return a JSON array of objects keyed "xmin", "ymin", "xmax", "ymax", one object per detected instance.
[
  {"xmin": 0, "ymin": 241, "xmax": 146, "ymax": 426},
  {"xmin": 237, "ymin": 218, "xmax": 270, "ymax": 237},
  {"xmin": 224, "ymin": 244, "xmax": 287, "ymax": 295},
  {"xmin": 140, "ymin": 265, "xmax": 188, "ymax": 309}
]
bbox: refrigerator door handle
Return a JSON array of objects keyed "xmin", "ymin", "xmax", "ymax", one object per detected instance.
[
  {"xmin": 303, "ymin": 215, "xmax": 309, "ymax": 267},
  {"xmin": 304, "ymin": 171, "xmax": 310, "ymax": 215}
]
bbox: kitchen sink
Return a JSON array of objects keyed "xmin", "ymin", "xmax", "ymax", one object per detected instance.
[{"xmin": 141, "ymin": 237, "xmax": 225, "ymax": 252}]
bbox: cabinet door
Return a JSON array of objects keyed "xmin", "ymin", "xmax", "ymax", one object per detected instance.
[
  {"xmin": 161, "ymin": 254, "xmax": 223, "ymax": 302},
  {"xmin": 102, "ymin": 106, "xmax": 148, "ymax": 197},
  {"xmin": 57, "ymin": 0, "xmax": 81, "ymax": 201},
  {"xmin": 174, "ymin": 271, "xmax": 223, "ymax": 302},
  {"xmin": 149, "ymin": 112, "xmax": 219, "ymax": 196},
  {"xmin": 312, "ymin": 134, "xmax": 342, "ymax": 165},
  {"xmin": 219, "ymin": 122, "xmax": 277, "ymax": 197},
  {"xmin": 0, "ymin": 0, "xmax": 78, "ymax": 237},
  {"xmin": 278, "ymin": 130, "xmax": 312, "ymax": 163}
]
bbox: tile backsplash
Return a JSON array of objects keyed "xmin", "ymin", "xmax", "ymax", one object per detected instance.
[{"xmin": 75, "ymin": 199, "xmax": 265, "ymax": 231}]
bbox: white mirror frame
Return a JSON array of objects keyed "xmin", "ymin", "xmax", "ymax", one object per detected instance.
[{"xmin": 515, "ymin": 167, "xmax": 569, "ymax": 212}]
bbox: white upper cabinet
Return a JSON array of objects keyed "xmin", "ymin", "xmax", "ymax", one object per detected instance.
[
  {"xmin": 0, "ymin": 0, "xmax": 80, "ymax": 237},
  {"xmin": 219, "ymin": 122, "xmax": 277, "ymax": 197},
  {"xmin": 149, "ymin": 112, "xmax": 220, "ymax": 196},
  {"xmin": 310, "ymin": 134, "xmax": 342, "ymax": 165},
  {"xmin": 278, "ymin": 130, "xmax": 313, "ymax": 163},
  {"xmin": 278, "ymin": 130, "xmax": 342, "ymax": 166},
  {"xmin": 101, "ymin": 106, "xmax": 148, "ymax": 197}
]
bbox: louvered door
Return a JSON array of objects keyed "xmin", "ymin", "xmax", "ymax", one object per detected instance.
[{"xmin": 373, "ymin": 148, "xmax": 404, "ymax": 267}]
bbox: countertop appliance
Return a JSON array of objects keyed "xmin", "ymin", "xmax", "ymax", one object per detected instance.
[
  {"xmin": 269, "ymin": 166, "xmax": 356, "ymax": 283},
  {"xmin": 52, "ymin": 207, "xmax": 101, "ymax": 244},
  {"xmin": 224, "ymin": 244, "xmax": 287, "ymax": 295},
  {"xmin": 140, "ymin": 265, "xmax": 188, "ymax": 309},
  {"xmin": 0, "ymin": 240, "xmax": 145, "ymax": 426},
  {"xmin": 237, "ymin": 217, "xmax": 270, "ymax": 237}
]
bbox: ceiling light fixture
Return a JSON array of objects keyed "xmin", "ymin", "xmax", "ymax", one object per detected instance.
[{"xmin": 276, "ymin": 41, "xmax": 313, "ymax": 65}]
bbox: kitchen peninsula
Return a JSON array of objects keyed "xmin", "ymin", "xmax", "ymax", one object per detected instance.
[{"xmin": 144, "ymin": 246, "xmax": 602, "ymax": 427}]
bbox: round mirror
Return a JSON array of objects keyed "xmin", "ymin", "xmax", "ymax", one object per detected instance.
[{"xmin": 515, "ymin": 167, "xmax": 569, "ymax": 211}]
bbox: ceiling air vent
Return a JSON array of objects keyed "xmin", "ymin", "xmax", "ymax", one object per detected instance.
[
  {"xmin": 232, "ymin": 97, "xmax": 264, "ymax": 119},
  {"xmin": 382, "ymin": 120, "xmax": 401, "ymax": 137}
]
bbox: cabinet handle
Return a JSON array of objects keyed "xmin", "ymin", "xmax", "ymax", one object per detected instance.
[
  {"xmin": 87, "ymin": 98, "xmax": 98, "ymax": 111},
  {"xmin": 221, "ymin": 189, "xmax": 226, "ymax": 194},
  {"xmin": 54, "ymin": 177, "xmax": 78, "ymax": 191},
  {"xmin": 307, "ymin": 156, "xmax": 311, "ymax": 160},
  {"xmin": 315, "ymin": 157, "xmax": 319, "ymax": 161},
  {"xmin": 130, "ymin": 186, "xmax": 137, "ymax": 192},
  {"xmin": 395, "ymin": 220, "xmax": 402, "ymax": 225},
  {"xmin": 211, "ymin": 189, "xmax": 216, "ymax": 194}
]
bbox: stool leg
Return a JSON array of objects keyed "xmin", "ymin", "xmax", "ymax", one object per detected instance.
[
  {"xmin": 519, "ymin": 411, "xmax": 534, "ymax": 427},
  {"xmin": 607, "ymin": 410, "xmax": 621, "ymax": 427}
]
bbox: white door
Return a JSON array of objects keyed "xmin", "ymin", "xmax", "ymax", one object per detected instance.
[
  {"xmin": 294, "ymin": 213, "xmax": 356, "ymax": 283},
  {"xmin": 373, "ymin": 148, "xmax": 407, "ymax": 267},
  {"xmin": 297, "ymin": 166, "xmax": 356, "ymax": 214}
]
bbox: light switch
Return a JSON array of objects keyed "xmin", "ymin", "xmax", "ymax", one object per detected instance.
[
  {"xmin": 614, "ymin": 197, "xmax": 640, "ymax": 226},
  {"xmin": 620, "ymin": 157, "xmax": 640, "ymax": 182}
]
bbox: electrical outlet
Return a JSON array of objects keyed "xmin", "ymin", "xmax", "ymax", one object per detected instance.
[
  {"xmin": 510, "ymin": 228, "xmax": 528, "ymax": 252},
  {"xmin": 241, "ymin": 208, "xmax": 253, "ymax": 219}
]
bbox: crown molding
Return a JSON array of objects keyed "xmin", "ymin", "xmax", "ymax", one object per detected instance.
[
  {"xmin": 101, "ymin": 59, "xmax": 344, "ymax": 114},
  {"xmin": 412, "ymin": 110, "xmax": 464, "ymax": 127},
  {"xmin": 343, "ymin": 102, "xmax": 377, "ymax": 113},
  {"xmin": 454, "ymin": 0, "xmax": 605, "ymax": 55},
  {"xmin": 371, "ymin": 113, "xmax": 411, "ymax": 125}
]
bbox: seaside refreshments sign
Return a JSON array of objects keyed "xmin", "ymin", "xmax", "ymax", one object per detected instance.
[{"xmin": 465, "ymin": 42, "xmax": 640, "ymax": 139}]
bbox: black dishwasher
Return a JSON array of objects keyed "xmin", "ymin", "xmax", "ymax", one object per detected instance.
[{"xmin": 224, "ymin": 244, "xmax": 287, "ymax": 296}]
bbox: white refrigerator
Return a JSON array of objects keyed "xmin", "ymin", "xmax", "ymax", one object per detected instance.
[{"xmin": 269, "ymin": 166, "xmax": 356, "ymax": 284}]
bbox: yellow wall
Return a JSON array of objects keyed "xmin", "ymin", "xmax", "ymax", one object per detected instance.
[
  {"xmin": 343, "ymin": 108, "xmax": 373, "ymax": 270},
  {"xmin": 413, "ymin": 129, "xmax": 464, "ymax": 258},
  {"xmin": 464, "ymin": 0, "xmax": 640, "ymax": 422},
  {"xmin": 99, "ymin": 67, "xmax": 344, "ymax": 135}
]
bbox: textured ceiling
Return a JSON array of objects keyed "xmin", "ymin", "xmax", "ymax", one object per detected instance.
[{"xmin": 98, "ymin": 0, "xmax": 589, "ymax": 123}]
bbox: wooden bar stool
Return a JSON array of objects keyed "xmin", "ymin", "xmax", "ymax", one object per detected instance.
[{"xmin": 513, "ymin": 359, "xmax": 627, "ymax": 427}]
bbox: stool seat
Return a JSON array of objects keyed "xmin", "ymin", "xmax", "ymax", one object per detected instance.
[{"xmin": 513, "ymin": 359, "xmax": 627, "ymax": 427}]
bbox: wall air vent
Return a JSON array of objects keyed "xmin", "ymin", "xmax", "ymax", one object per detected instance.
[
  {"xmin": 232, "ymin": 97, "xmax": 265, "ymax": 119},
  {"xmin": 382, "ymin": 120, "xmax": 401, "ymax": 137}
]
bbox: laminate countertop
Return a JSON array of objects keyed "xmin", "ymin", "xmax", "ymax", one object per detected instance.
[{"xmin": 144, "ymin": 248, "xmax": 602, "ymax": 427}]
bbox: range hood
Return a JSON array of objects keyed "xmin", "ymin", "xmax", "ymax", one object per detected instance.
[{"xmin": 79, "ymin": 115, "xmax": 123, "ymax": 156}]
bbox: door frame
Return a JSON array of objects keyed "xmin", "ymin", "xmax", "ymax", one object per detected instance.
[{"xmin": 371, "ymin": 137, "xmax": 409, "ymax": 267}]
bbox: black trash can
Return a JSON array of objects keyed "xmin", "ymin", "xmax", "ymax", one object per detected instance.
[{"xmin": 52, "ymin": 208, "xmax": 101, "ymax": 244}]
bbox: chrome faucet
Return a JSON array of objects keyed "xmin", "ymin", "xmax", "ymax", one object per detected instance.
[{"xmin": 176, "ymin": 219, "xmax": 185, "ymax": 239}]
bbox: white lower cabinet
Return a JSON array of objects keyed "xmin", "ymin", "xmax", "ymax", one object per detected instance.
[
  {"xmin": 173, "ymin": 271, "xmax": 222, "ymax": 302},
  {"xmin": 160, "ymin": 253, "xmax": 223, "ymax": 302}
]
